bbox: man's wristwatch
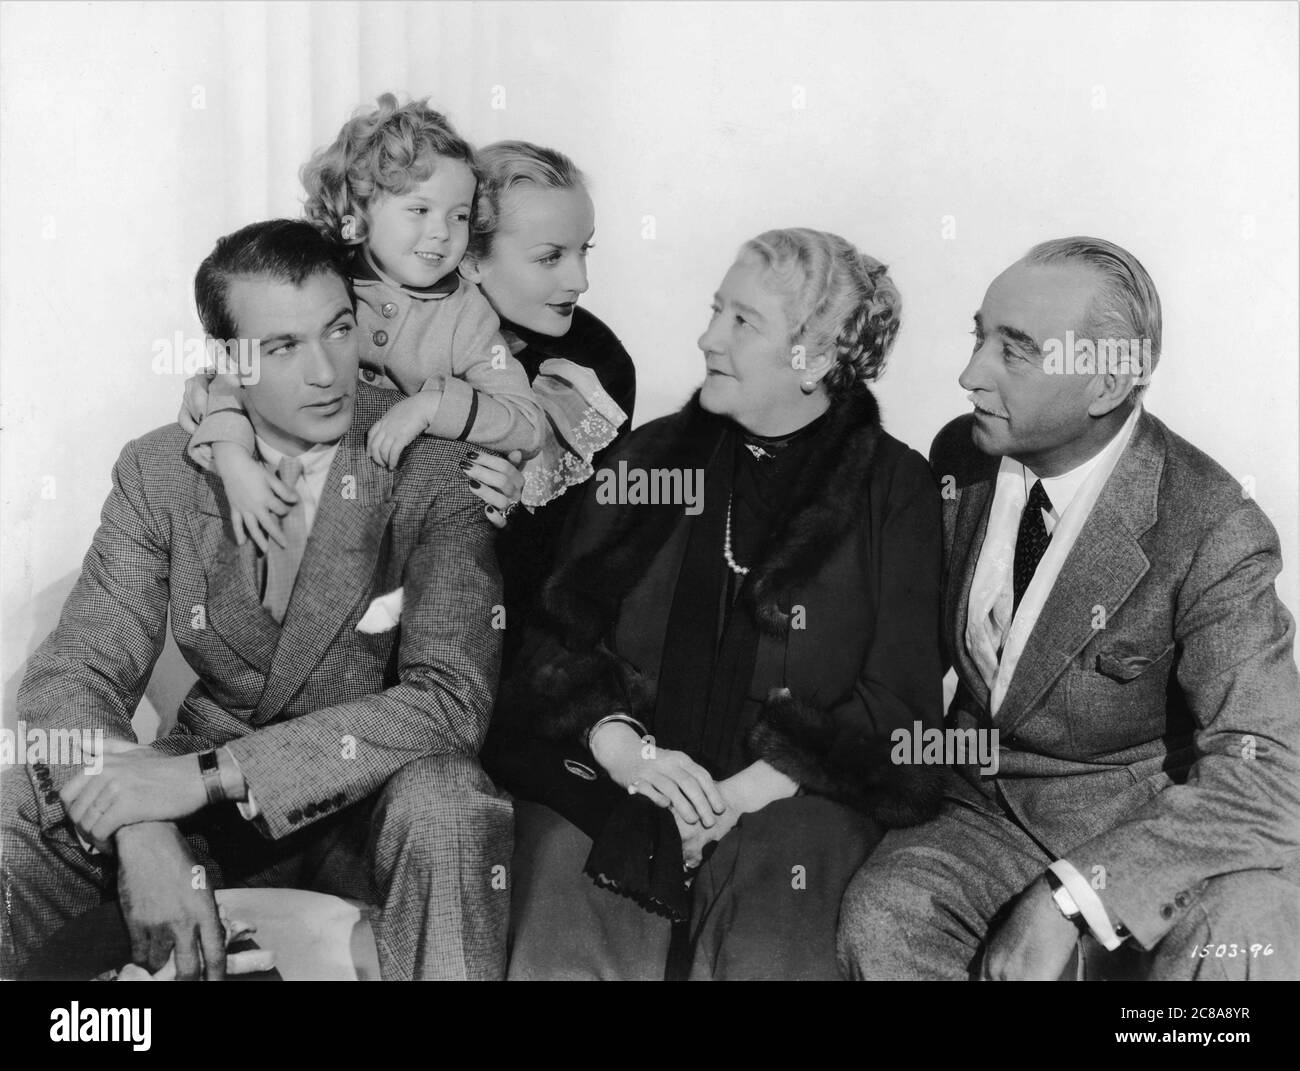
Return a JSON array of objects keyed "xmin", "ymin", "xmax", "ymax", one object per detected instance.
[
  {"xmin": 1045, "ymin": 866, "xmax": 1132, "ymax": 947},
  {"xmin": 197, "ymin": 750, "xmax": 225, "ymax": 806},
  {"xmin": 1045, "ymin": 869, "xmax": 1088, "ymax": 932}
]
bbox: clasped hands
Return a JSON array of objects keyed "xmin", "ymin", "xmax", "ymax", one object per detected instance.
[
  {"xmin": 589, "ymin": 722, "xmax": 795, "ymax": 869},
  {"xmin": 60, "ymin": 743, "xmax": 229, "ymax": 980},
  {"xmin": 60, "ymin": 739, "xmax": 207, "ymax": 852}
]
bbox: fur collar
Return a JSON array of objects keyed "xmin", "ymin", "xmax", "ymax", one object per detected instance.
[{"xmin": 542, "ymin": 387, "xmax": 884, "ymax": 642}]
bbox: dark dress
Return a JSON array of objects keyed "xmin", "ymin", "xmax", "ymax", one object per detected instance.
[
  {"xmin": 494, "ymin": 306, "xmax": 636, "ymax": 673},
  {"xmin": 488, "ymin": 386, "xmax": 947, "ymax": 979}
]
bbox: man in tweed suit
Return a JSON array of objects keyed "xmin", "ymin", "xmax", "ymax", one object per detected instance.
[
  {"xmin": 838, "ymin": 237, "xmax": 1300, "ymax": 980},
  {"xmin": 1, "ymin": 220, "xmax": 512, "ymax": 980}
]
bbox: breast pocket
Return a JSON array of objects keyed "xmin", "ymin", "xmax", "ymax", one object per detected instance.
[{"xmin": 1065, "ymin": 640, "xmax": 1176, "ymax": 754}]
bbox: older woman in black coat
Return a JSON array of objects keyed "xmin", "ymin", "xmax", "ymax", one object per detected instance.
[{"xmin": 487, "ymin": 227, "xmax": 946, "ymax": 980}]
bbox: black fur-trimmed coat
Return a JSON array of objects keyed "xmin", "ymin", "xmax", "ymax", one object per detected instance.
[{"xmin": 491, "ymin": 387, "xmax": 947, "ymax": 829}]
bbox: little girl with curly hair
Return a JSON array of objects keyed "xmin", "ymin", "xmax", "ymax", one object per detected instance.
[{"xmin": 185, "ymin": 95, "xmax": 548, "ymax": 547}]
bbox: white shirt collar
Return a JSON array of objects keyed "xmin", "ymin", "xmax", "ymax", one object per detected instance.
[
  {"xmin": 966, "ymin": 400, "xmax": 1144, "ymax": 715},
  {"xmin": 254, "ymin": 436, "xmax": 339, "ymax": 482},
  {"xmin": 1002, "ymin": 402, "xmax": 1142, "ymax": 529}
]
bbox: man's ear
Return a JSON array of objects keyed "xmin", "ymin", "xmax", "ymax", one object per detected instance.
[
  {"xmin": 459, "ymin": 254, "xmax": 485, "ymax": 285},
  {"xmin": 1087, "ymin": 370, "xmax": 1138, "ymax": 417}
]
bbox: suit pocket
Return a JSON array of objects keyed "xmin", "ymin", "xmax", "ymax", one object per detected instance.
[
  {"xmin": 1066, "ymin": 640, "xmax": 1177, "ymax": 754},
  {"xmin": 1095, "ymin": 641, "xmax": 1175, "ymax": 681}
]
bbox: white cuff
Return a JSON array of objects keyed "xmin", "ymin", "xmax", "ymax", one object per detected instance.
[
  {"xmin": 221, "ymin": 745, "xmax": 259, "ymax": 820},
  {"xmin": 74, "ymin": 829, "xmax": 102, "ymax": 856},
  {"xmin": 1049, "ymin": 860, "xmax": 1125, "ymax": 951}
]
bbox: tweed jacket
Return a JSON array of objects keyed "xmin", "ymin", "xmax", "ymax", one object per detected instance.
[
  {"xmin": 932, "ymin": 408, "xmax": 1300, "ymax": 950},
  {"xmin": 17, "ymin": 383, "xmax": 503, "ymax": 842}
]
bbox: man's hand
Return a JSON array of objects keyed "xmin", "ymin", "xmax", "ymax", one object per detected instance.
[
  {"xmin": 981, "ymin": 875, "xmax": 1081, "ymax": 981},
  {"xmin": 62, "ymin": 741, "xmax": 207, "ymax": 849},
  {"xmin": 366, "ymin": 393, "xmax": 437, "ymax": 469},
  {"xmin": 115, "ymin": 821, "xmax": 225, "ymax": 981}
]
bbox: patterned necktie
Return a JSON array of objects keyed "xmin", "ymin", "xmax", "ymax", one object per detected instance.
[
  {"xmin": 1012, "ymin": 479, "xmax": 1053, "ymax": 614},
  {"xmin": 261, "ymin": 456, "xmax": 307, "ymax": 624}
]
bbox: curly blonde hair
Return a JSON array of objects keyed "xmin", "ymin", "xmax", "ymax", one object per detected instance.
[
  {"xmin": 740, "ymin": 228, "xmax": 901, "ymax": 399},
  {"xmin": 301, "ymin": 94, "xmax": 479, "ymax": 246}
]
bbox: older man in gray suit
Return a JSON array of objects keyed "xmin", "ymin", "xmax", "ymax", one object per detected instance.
[
  {"xmin": 1, "ymin": 219, "xmax": 511, "ymax": 980},
  {"xmin": 838, "ymin": 237, "xmax": 1300, "ymax": 981}
]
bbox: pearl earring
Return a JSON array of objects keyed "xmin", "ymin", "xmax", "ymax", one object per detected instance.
[
  {"xmin": 799, "ymin": 379, "xmax": 817, "ymax": 395},
  {"xmin": 341, "ymin": 216, "xmax": 358, "ymax": 242}
]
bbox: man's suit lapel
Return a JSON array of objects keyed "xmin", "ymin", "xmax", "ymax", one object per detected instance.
[
  {"xmin": 187, "ymin": 476, "xmax": 280, "ymax": 673},
  {"xmin": 994, "ymin": 412, "xmax": 1164, "ymax": 734},
  {"xmin": 252, "ymin": 434, "xmax": 397, "ymax": 725},
  {"xmin": 949, "ymin": 479, "xmax": 994, "ymax": 716}
]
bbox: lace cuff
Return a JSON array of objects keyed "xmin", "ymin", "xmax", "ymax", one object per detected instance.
[{"xmin": 521, "ymin": 358, "xmax": 628, "ymax": 508}]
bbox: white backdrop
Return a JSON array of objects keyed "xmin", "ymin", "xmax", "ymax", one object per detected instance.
[{"xmin": 3, "ymin": 0, "xmax": 1297, "ymax": 732}]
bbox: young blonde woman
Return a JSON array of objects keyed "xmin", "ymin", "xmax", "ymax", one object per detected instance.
[{"xmin": 458, "ymin": 142, "xmax": 636, "ymax": 667}]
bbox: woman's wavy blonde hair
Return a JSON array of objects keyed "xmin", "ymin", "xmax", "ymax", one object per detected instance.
[
  {"xmin": 300, "ymin": 94, "xmax": 479, "ymax": 246},
  {"xmin": 740, "ymin": 228, "xmax": 902, "ymax": 399},
  {"xmin": 467, "ymin": 140, "xmax": 587, "ymax": 261}
]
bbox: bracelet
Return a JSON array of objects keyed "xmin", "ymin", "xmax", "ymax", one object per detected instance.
[
  {"xmin": 585, "ymin": 713, "xmax": 648, "ymax": 754},
  {"xmin": 197, "ymin": 750, "xmax": 225, "ymax": 806}
]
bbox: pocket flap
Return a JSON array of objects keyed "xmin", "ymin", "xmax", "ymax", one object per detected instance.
[{"xmin": 1096, "ymin": 642, "xmax": 1174, "ymax": 681}]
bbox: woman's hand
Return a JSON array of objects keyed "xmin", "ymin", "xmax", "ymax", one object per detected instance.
[
  {"xmin": 177, "ymin": 373, "xmax": 212, "ymax": 435},
  {"xmin": 461, "ymin": 449, "xmax": 525, "ymax": 529},
  {"xmin": 590, "ymin": 722, "xmax": 727, "ymax": 828},
  {"xmin": 718, "ymin": 760, "xmax": 800, "ymax": 815},
  {"xmin": 212, "ymin": 443, "xmax": 297, "ymax": 553},
  {"xmin": 674, "ymin": 789, "xmax": 742, "ymax": 868},
  {"xmin": 670, "ymin": 762, "xmax": 799, "ymax": 869}
]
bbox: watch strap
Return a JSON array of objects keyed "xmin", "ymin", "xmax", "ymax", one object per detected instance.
[{"xmin": 198, "ymin": 749, "xmax": 225, "ymax": 806}]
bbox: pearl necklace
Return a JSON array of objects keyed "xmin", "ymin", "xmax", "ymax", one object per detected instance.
[{"xmin": 723, "ymin": 495, "xmax": 749, "ymax": 577}]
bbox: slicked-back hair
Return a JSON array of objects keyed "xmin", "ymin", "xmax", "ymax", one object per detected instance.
[
  {"xmin": 194, "ymin": 218, "xmax": 354, "ymax": 343},
  {"xmin": 1024, "ymin": 236, "xmax": 1162, "ymax": 395}
]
